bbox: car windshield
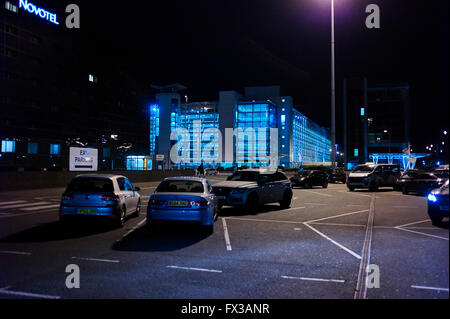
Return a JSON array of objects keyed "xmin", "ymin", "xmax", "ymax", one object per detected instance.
[
  {"xmin": 301, "ymin": 171, "xmax": 312, "ymax": 177},
  {"xmin": 67, "ymin": 178, "xmax": 114, "ymax": 193},
  {"xmin": 228, "ymin": 171, "xmax": 258, "ymax": 181},
  {"xmin": 156, "ymin": 180, "xmax": 204, "ymax": 193},
  {"xmin": 352, "ymin": 165, "xmax": 374, "ymax": 173}
]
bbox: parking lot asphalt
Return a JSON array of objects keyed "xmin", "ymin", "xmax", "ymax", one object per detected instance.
[{"xmin": 0, "ymin": 175, "xmax": 448, "ymax": 299}]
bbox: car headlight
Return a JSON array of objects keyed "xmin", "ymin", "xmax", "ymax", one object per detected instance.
[
  {"xmin": 428, "ymin": 194, "xmax": 437, "ymax": 203},
  {"xmin": 231, "ymin": 189, "xmax": 246, "ymax": 194}
]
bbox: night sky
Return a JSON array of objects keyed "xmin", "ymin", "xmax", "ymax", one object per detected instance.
[{"xmin": 75, "ymin": 0, "xmax": 448, "ymax": 151}]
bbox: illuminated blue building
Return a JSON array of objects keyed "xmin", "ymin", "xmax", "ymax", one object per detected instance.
[{"xmin": 151, "ymin": 85, "xmax": 331, "ymax": 169}]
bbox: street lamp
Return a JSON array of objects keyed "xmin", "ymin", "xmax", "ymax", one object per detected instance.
[{"xmin": 328, "ymin": 0, "xmax": 336, "ymax": 168}]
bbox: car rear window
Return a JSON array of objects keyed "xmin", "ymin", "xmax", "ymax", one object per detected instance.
[
  {"xmin": 67, "ymin": 178, "xmax": 114, "ymax": 193},
  {"xmin": 156, "ymin": 180, "xmax": 204, "ymax": 193}
]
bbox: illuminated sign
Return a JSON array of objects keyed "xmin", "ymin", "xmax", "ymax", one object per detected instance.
[
  {"xmin": 69, "ymin": 147, "xmax": 98, "ymax": 171},
  {"xmin": 19, "ymin": 0, "xmax": 59, "ymax": 25}
]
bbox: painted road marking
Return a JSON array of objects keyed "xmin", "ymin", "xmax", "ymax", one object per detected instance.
[
  {"xmin": 395, "ymin": 220, "xmax": 430, "ymax": 228},
  {"xmin": 20, "ymin": 204, "xmax": 60, "ymax": 211},
  {"xmin": 305, "ymin": 209, "xmax": 369, "ymax": 224},
  {"xmin": 304, "ymin": 203, "xmax": 329, "ymax": 206},
  {"xmin": 71, "ymin": 257, "xmax": 120, "ymax": 263},
  {"xmin": 354, "ymin": 193, "xmax": 376, "ymax": 299},
  {"xmin": 0, "ymin": 287, "xmax": 60, "ymax": 299},
  {"xmin": 167, "ymin": 266, "xmax": 222, "ymax": 273},
  {"xmin": 310, "ymin": 222, "xmax": 366, "ymax": 228},
  {"xmin": 117, "ymin": 218, "xmax": 147, "ymax": 242},
  {"xmin": 221, "ymin": 218, "xmax": 232, "ymax": 251},
  {"xmin": 0, "ymin": 201, "xmax": 27, "ymax": 206},
  {"xmin": 338, "ymin": 191, "xmax": 373, "ymax": 198},
  {"xmin": 0, "ymin": 211, "xmax": 56, "ymax": 218},
  {"xmin": 281, "ymin": 276, "xmax": 345, "ymax": 283},
  {"xmin": 0, "ymin": 202, "xmax": 51, "ymax": 210},
  {"xmin": 227, "ymin": 217, "xmax": 304, "ymax": 225},
  {"xmin": 0, "ymin": 251, "xmax": 32, "ymax": 256},
  {"xmin": 395, "ymin": 227, "xmax": 449, "ymax": 241},
  {"xmin": 411, "ymin": 285, "xmax": 449, "ymax": 292},
  {"xmin": 303, "ymin": 223, "xmax": 362, "ymax": 260}
]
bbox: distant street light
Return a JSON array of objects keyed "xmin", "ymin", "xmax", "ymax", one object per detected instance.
[{"xmin": 444, "ymin": 131, "xmax": 448, "ymax": 135}]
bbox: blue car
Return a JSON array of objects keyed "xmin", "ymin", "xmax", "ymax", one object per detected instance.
[
  {"xmin": 60, "ymin": 175, "xmax": 141, "ymax": 227},
  {"xmin": 147, "ymin": 177, "xmax": 218, "ymax": 234},
  {"xmin": 427, "ymin": 180, "xmax": 449, "ymax": 225}
]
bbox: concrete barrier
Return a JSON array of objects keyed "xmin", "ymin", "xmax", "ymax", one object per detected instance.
[{"xmin": 0, "ymin": 170, "xmax": 196, "ymax": 192}]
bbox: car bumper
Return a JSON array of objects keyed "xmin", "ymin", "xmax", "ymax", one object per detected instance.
[
  {"xmin": 347, "ymin": 182, "xmax": 370, "ymax": 188},
  {"xmin": 147, "ymin": 207, "xmax": 213, "ymax": 226},
  {"xmin": 60, "ymin": 206, "xmax": 119, "ymax": 217},
  {"xmin": 428, "ymin": 203, "xmax": 450, "ymax": 218}
]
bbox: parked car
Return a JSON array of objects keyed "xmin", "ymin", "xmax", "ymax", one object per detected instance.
[
  {"xmin": 397, "ymin": 170, "xmax": 448, "ymax": 195},
  {"xmin": 347, "ymin": 164, "xmax": 401, "ymax": 191},
  {"xmin": 427, "ymin": 180, "xmax": 449, "ymax": 225},
  {"xmin": 205, "ymin": 168, "xmax": 218, "ymax": 176},
  {"xmin": 60, "ymin": 175, "xmax": 141, "ymax": 227},
  {"xmin": 212, "ymin": 169, "xmax": 293, "ymax": 210},
  {"xmin": 327, "ymin": 168, "xmax": 347, "ymax": 184},
  {"xmin": 147, "ymin": 177, "xmax": 218, "ymax": 234},
  {"xmin": 291, "ymin": 170, "xmax": 329, "ymax": 189}
]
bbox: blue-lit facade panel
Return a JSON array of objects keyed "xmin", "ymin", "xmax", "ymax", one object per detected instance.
[
  {"xmin": 149, "ymin": 105, "xmax": 160, "ymax": 156},
  {"xmin": 171, "ymin": 103, "xmax": 220, "ymax": 167},
  {"xmin": 235, "ymin": 103, "xmax": 276, "ymax": 166},
  {"xmin": 292, "ymin": 110, "xmax": 331, "ymax": 164}
]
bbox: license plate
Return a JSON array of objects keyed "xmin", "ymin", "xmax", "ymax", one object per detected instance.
[
  {"xmin": 440, "ymin": 205, "xmax": 449, "ymax": 211},
  {"xmin": 168, "ymin": 201, "xmax": 188, "ymax": 207},
  {"xmin": 78, "ymin": 209, "xmax": 97, "ymax": 215}
]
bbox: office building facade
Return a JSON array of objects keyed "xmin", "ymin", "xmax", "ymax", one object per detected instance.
[{"xmin": 152, "ymin": 85, "xmax": 331, "ymax": 169}]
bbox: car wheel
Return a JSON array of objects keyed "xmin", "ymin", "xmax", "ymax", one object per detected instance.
[
  {"xmin": 322, "ymin": 182, "xmax": 329, "ymax": 189},
  {"xmin": 430, "ymin": 216, "xmax": 443, "ymax": 226},
  {"xmin": 204, "ymin": 221, "xmax": 214, "ymax": 235},
  {"xmin": 304, "ymin": 182, "xmax": 311, "ymax": 189},
  {"xmin": 348, "ymin": 186, "xmax": 355, "ymax": 192},
  {"xmin": 402, "ymin": 186, "xmax": 408, "ymax": 195},
  {"xmin": 246, "ymin": 193, "xmax": 259, "ymax": 212},
  {"xmin": 116, "ymin": 205, "xmax": 126, "ymax": 228},
  {"xmin": 279, "ymin": 190, "xmax": 293, "ymax": 209}
]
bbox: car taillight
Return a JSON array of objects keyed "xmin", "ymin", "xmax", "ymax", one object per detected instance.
[
  {"xmin": 190, "ymin": 200, "xmax": 208, "ymax": 207},
  {"xmin": 62, "ymin": 193, "xmax": 73, "ymax": 200},
  {"xmin": 149, "ymin": 199, "xmax": 165, "ymax": 206},
  {"xmin": 101, "ymin": 193, "xmax": 120, "ymax": 201}
]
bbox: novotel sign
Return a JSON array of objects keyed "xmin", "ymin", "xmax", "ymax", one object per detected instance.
[{"xmin": 19, "ymin": 0, "xmax": 59, "ymax": 25}]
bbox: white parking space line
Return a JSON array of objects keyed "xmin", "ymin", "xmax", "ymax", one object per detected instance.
[
  {"xmin": 338, "ymin": 191, "xmax": 373, "ymax": 198},
  {"xmin": 309, "ymin": 222, "xmax": 366, "ymax": 228},
  {"xmin": 226, "ymin": 217, "xmax": 304, "ymax": 225},
  {"xmin": 301, "ymin": 190, "xmax": 333, "ymax": 197},
  {"xmin": 0, "ymin": 251, "xmax": 32, "ymax": 256},
  {"xmin": 167, "ymin": 266, "xmax": 222, "ymax": 273},
  {"xmin": 0, "ymin": 287, "xmax": 61, "ymax": 299},
  {"xmin": 0, "ymin": 201, "xmax": 27, "ymax": 206},
  {"xmin": 221, "ymin": 218, "xmax": 232, "ymax": 251},
  {"xmin": 395, "ymin": 220, "xmax": 430, "ymax": 228},
  {"xmin": 71, "ymin": 257, "xmax": 120, "ymax": 263},
  {"xmin": 283, "ymin": 206, "xmax": 306, "ymax": 212},
  {"xmin": 117, "ymin": 218, "xmax": 147, "ymax": 242},
  {"xmin": 393, "ymin": 206, "xmax": 419, "ymax": 209},
  {"xmin": 20, "ymin": 204, "xmax": 60, "ymax": 211},
  {"xmin": 303, "ymin": 223, "xmax": 362, "ymax": 260},
  {"xmin": 0, "ymin": 210, "xmax": 57, "ymax": 218},
  {"xmin": 281, "ymin": 276, "xmax": 345, "ymax": 283},
  {"xmin": 411, "ymin": 285, "xmax": 449, "ymax": 292},
  {"xmin": 395, "ymin": 227, "xmax": 449, "ymax": 241},
  {"xmin": 304, "ymin": 209, "xmax": 369, "ymax": 224},
  {"xmin": 0, "ymin": 202, "xmax": 51, "ymax": 210}
]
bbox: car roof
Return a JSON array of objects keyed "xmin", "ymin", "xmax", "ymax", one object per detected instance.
[
  {"xmin": 239, "ymin": 169, "xmax": 277, "ymax": 174},
  {"xmin": 164, "ymin": 176, "xmax": 206, "ymax": 182},
  {"xmin": 74, "ymin": 174, "xmax": 124, "ymax": 179}
]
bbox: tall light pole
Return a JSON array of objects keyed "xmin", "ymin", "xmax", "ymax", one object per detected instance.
[{"xmin": 330, "ymin": 0, "xmax": 336, "ymax": 168}]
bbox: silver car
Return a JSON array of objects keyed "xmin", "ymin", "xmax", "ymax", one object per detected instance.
[
  {"xmin": 60, "ymin": 174, "xmax": 141, "ymax": 227},
  {"xmin": 212, "ymin": 169, "xmax": 293, "ymax": 210}
]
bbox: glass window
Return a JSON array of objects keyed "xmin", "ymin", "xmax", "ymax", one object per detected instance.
[
  {"xmin": 125, "ymin": 180, "xmax": 134, "ymax": 191},
  {"xmin": 67, "ymin": 178, "xmax": 114, "ymax": 193},
  {"xmin": 28, "ymin": 142, "xmax": 38, "ymax": 154},
  {"xmin": 156, "ymin": 180, "xmax": 204, "ymax": 193},
  {"xmin": 1, "ymin": 140, "xmax": 15, "ymax": 153},
  {"xmin": 117, "ymin": 178, "xmax": 126, "ymax": 191},
  {"xmin": 50, "ymin": 144, "xmax": 61, "ymax": 155}
]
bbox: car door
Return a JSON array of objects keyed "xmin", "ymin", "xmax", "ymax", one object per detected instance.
[
  {"xmin": 272, "ymin": 172, "xmax": 287, "ymax": 201},
  {"xmin": 125, "ymin": 179, "xmax": 139, "ymax": 214},
  {"xmin": 259, "ymin": 174, "xmax": 274, "ymax": 203}
]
